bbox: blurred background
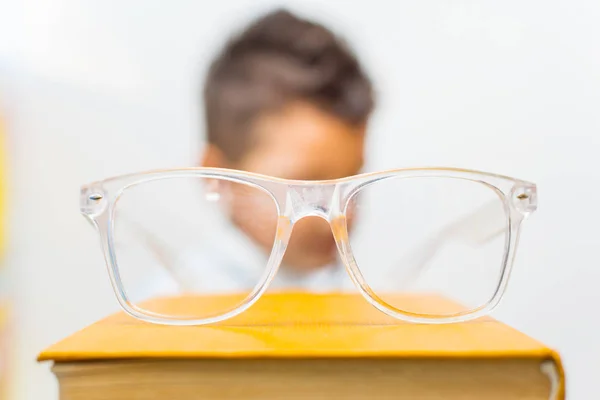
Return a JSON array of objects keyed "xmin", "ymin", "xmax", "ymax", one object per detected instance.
[{"xmin": 0, "ymin": 0, "xmax": 599, "ymax": 399}]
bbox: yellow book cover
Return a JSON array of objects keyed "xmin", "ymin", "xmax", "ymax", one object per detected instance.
[{"xmin": 39, "ymin": 292, "xmax": 564, "ymax": 399}]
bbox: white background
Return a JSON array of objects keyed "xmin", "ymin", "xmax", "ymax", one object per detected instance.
[{"xmin": 1, "ymin": 1, "xmax": 599, "ymax": 399}]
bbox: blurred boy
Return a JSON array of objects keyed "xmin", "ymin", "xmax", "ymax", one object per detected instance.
[{"xmin": 199, "ymin": 9, "xmax": 374, "ymax": 284}]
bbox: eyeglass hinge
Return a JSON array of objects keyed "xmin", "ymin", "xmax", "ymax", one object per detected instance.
[{"xmin": 511, "ymin": 184, "xmax": 538, "ymax": 216}]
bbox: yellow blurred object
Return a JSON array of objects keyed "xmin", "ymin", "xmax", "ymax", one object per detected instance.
[{"xmin": 39, "ymin": 292, "xmax": 564, "ymax": 399}]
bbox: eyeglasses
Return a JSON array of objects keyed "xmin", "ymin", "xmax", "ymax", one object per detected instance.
[{"xmin": 80, "ymin": 167, "xmax": 537, "ymax": 325}]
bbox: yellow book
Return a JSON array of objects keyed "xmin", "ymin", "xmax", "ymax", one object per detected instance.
[{"xmin": 39, "ymin": 293, "xmax": 565, "ymax": 399}]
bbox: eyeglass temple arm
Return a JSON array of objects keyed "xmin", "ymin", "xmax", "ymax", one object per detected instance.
[{"xmin": 393, "ymin": 200, "xmax": 506, "ymax": 284}]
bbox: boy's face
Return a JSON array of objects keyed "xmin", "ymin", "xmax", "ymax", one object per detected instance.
[{"xmin": 203, "ymin": 101, "xmax": 366, "ymax": 271}]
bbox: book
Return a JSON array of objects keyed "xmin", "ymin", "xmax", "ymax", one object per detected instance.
[{"xmin": 39, "ymin": 292, "xmax": 564, "ymax": 399}]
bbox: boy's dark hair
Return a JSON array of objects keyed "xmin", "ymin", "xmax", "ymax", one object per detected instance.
[{"xmin": 204, "ymin": 9, "xmax": 374, "ymax": 161}]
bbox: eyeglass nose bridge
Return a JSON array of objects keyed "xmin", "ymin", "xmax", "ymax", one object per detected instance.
[{"xmin": 285, "ymin": 183, "xmax": 340, "ymax": 223}]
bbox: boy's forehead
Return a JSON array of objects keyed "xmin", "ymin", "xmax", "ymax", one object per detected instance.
[
  {"xmin": 257, "ymin": 102, "xmax": 364, "ymax": 147},
  {"xmin": 240, "ymin": 101, "xmax": 365, "ymax": 179}
]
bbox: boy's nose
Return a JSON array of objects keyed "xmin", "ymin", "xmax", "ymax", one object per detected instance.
[{"xmin": 288, "ymin": 216, "xmax": 337, "ymax": 252}]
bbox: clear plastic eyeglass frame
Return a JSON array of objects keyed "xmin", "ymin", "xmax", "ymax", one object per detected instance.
[{"xmin": 80, "ymin": 167, "xmax": 537, "ymax": 326}]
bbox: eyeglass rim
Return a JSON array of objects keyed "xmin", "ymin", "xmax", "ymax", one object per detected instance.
[{"xmin": 80, "ymin": 167, "xmax": 537, "ymax": 325}]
